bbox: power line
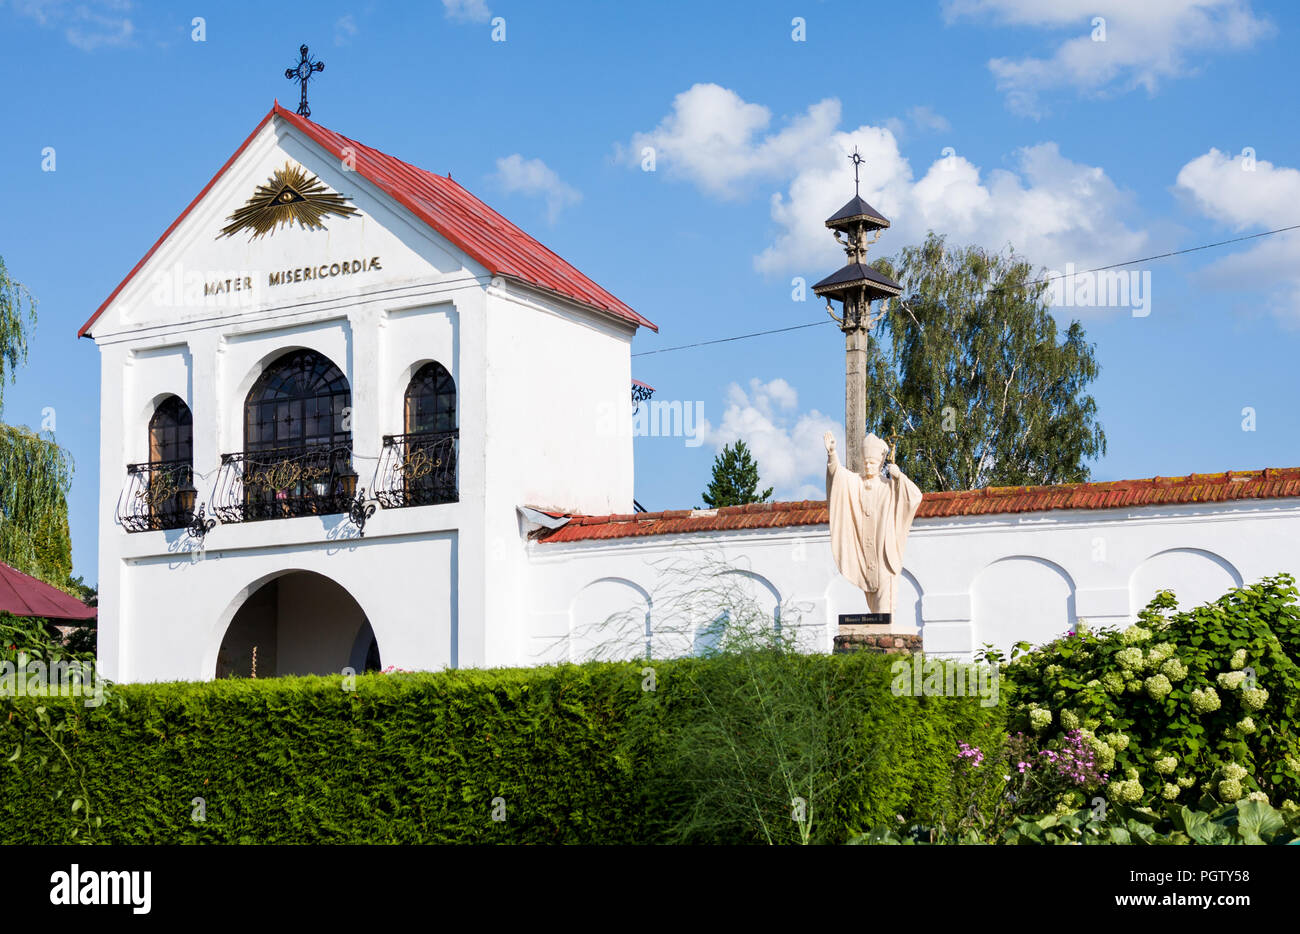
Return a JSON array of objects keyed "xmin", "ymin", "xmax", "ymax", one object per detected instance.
[
  {"xmin": 632, "ymin": 223, "xmax": 1300, "ymax": 358},
  {"xmin": 633, "ymin": 320, "xmax": 831, "ymax": 356},
  {"xmin": 1025, "ymin": 223, "xmax": 1300, "ymax": 287}
]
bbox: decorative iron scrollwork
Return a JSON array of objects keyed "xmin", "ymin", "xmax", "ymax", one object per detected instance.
[
  {"xmin": 374, "ymin": 430, "xmax": 458, "ymax": 509},
  {"xmin": 348, "ymin": 489, "xmax": 378, "ymax": 537},
  {"xmin": 212, "ymin": 443, "xmax": 356, "ymax": 523},
  {"xmin": 631, "ymin": 380, "xmax": 655, "ymax": 415},
  {"xmin": 117, "ymin": 460, "xmax": 196, "ymax": 533},
  {"xmin": 188, "ymin": 504, "xmax": 217, "ymax": 540}
]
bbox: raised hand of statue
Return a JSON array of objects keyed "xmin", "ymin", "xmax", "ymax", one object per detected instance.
[{"xmin": 823, "ymin": 430, "xmax": 836, "ymax": 456}]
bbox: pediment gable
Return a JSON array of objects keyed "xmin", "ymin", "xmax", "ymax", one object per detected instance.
[
  {"xmin": 82, "ymin": 107, "xmax": 474, "ymax": 339},
  {"xmin": 82, "ymin": 104, "xmax": 654, "ymax": 340}
]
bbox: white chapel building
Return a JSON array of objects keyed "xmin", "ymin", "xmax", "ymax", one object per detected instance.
[{"xmin": 82, "ymin": 104, "xmax": 1300, "ymax": 683}]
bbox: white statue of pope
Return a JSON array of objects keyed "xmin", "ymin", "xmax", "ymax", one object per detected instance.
[{"xmin": 824, "ymin": 430, "xmax": 923, "ymax": 616}]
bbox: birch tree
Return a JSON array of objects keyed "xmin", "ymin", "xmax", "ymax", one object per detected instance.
[{"xmin": 864, "ymin": 233, "xmax": 1106, "ymax": 492}]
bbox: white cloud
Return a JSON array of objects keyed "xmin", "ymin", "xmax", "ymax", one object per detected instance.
[
  {"xmin": 442, "ymin": 0, "xmax": 492, "ymax": 24},
  {"xmin": 1175, "ymin": 148, "xmax": 1300, "ymax": 323},
  {"xmin": 492, "ymin": 154, "xmax": 582, "ymax": 222},
  {"xmin": 334, "ymin": 14, "xmax": 358, "ymax": 46},
  {"xmin": 66, "ymin": 17, "xmax": 133, "ymax": 51},
  {"xmin": 884, "ymin": 106, "xmax": 951, "ymax": 142},
  {"xmin": 907, "ymin": 105, "xmax": 951, "ymax": 134},
  {"xmin": 622, "ymin": 83, "xmax": 841, "ymax": 199},
  {"xmin": 700, "ymin": 378, "xmax": 839, "ymax": 501},
  {"xmin": 625, "ymin": 84, "xmax": 1146, "ymax": 281},
  {"xmin": 1175, "ymin": 148, "xmax": 1300, "ymax": 230},
  {"xmin": 10, "ymin": 0, "xmax": 137, "ymax": 50},
  {"xmin": 943, "ymin": 0, "xmax": 1273, "ymax": 117},
  {"xmin": 8, "ymin": 0, "xmax": 61, "ymax": 25}
]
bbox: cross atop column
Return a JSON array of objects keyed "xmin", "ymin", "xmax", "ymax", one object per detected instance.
[
  {"xmin": 285, "ymin": 44, "xmax": 325, "ymax": 118},
  {"xmin": 849, "ymin": 148, "xmax": 865, "ymax": 197}
]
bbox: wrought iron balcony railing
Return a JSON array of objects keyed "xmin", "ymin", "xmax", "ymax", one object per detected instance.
[
  {"xmin": 213, "ymin": 443, "xmax": 357, "ymax": 524},
  {"xmin": 118, "ymin": 460, "xmax": 196, "ymax": 533},
  {"xmin": 374, "ymin": 429, "xmax": 458, "ymax": 508}
]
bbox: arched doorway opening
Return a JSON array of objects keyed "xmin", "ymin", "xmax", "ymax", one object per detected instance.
[{"xmin": 215, "ymin": 571, "xmax": 381, "ymax": 678}]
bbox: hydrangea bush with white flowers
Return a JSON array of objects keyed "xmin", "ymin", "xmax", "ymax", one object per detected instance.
[{"xmin": 991, "ymin": 575, "xmax": 1300, "ymax": 817}]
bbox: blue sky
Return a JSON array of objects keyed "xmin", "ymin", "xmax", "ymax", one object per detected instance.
[{"xmin": 1, "ymin": 0, "xmax": 1297, "ymax": 585}]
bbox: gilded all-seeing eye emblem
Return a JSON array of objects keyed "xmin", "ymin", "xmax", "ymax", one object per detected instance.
[{"xmin": 219, "ymin": 161, "xmax": 358, "ymax": 240}]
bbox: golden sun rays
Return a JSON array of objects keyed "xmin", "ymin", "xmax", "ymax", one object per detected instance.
[{"xmin": 219, "ymin": 162, "xmax": 358, "ymax": 240}]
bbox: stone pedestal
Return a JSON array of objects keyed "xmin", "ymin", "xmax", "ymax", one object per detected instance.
[
  {"xmin": 833, "ymin": 628, "xmax": 921, "ymax": 655},
  {"xmin": 835, "ymin": 614, "xmax": 919, "ymax": 654}
]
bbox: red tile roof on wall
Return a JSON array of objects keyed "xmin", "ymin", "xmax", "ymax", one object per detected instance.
[
  {"xmin": 537, "ymin": 467, "xmax": 1300, "ymax": 544},
  {"xmin": 79, "ymin": 103, "xmax": 655, "ymax": 338}
]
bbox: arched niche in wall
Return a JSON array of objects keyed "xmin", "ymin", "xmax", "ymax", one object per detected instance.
[
  {"xmin": 824, "ymin": 568, "xmax": 923, "ymax": 635},
  {"xmin": 972, "ymin": 556, "xmax": 1077, "ymax": 655},
  {"xmin": 1129, "ymin": 548, "xmax": 1243, "ymax": 617},
  {"xmin": 568, "ymin": 577, "xmax": 652, "ymax": 662},
  {"xmin": 692, "ymin": 568, "xmax": 781, "ymax": 657}
]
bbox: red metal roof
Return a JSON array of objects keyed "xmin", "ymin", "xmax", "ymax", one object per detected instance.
[
  {"xmin": 0, "ymin": 561, "xmax": 96, "ymax": 621},
  {"xmin": 537, "ymin": 467, "xmax": 1300, "ymax": 544},
  {"xmin": 79, "ymin": 103, "xmax": 654, "ymax": 338}
]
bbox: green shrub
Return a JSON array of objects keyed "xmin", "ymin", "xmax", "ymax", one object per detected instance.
[
  {"xmin": 635, "ymin": 651, "xmax": 1005, "ymax": 844},
  {"xmin": 854, "ymin": 799, "xmax": 1300, "ymax": 845},
  {"xmin": 0, "ymin": 651, "xmax": 1003, "ymax": 844},
  {"xmin": 999, "ymin": 574, "xmax": 1300, "ymax": 814}
]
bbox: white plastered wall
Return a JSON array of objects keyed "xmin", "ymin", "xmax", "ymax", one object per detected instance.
[{"xmin": 523, "ymin": 499, "xmax": 1300, "ymax": 664}]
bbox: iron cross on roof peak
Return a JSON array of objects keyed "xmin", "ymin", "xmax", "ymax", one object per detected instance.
[
  {"xmin": 285, "ymin": 44, "xmax": 325, "ymax": 118},
  {"xmin": 849, "ymin": 148, "xmax": 866, "ymax": 197}
]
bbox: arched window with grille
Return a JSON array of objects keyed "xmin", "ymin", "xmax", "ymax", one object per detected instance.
[
  {"xmin": 150, "ymin": 395, "xmax": 193, "ymax": 466},
  {"xmin": 233, "ymin": 349, "xmax": 354, "ymax": 521},
  {"xmin": 123, "ymin": 395, "xmax": 194, "ymax": 532},
  {"xmin": 244, "ymin": 349, "xmax": 351, "ymax": 452},
  {"xmin": 377, "ymin": 361, "xmax": 458, "ymax": 508},
  {"xmin": 404, "ymin": 361, "xmax": 457, "ymax": 434}
]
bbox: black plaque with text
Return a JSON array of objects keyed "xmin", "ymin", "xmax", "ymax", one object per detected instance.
[{"xmin": 839, "ymin": 613, "xmax": 891, "ymax": 626}]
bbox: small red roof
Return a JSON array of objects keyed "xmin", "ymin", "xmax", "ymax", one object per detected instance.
[
  {"xmin": 79, "ymin": 103, "xmax": 655, "ymax": 338},
  {"xmin": 0, "ymin": 561, "xmax": 96, "ymax": 622},
  {"xmin": 537, "ymin": 467, "xmax": 1300, "ymax": 544}
]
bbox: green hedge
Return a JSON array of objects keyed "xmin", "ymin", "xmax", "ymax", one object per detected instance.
[{"xmin": 0, "ymin": 651, "xmax": 1004, "ymax": 844}]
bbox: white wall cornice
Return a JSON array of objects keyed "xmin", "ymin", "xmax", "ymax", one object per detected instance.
[
  {"xmin": 910, "ymin": 499, "xmax": 1300, "ymax": 535},
  {"xmin": 92, "ymin": 275, "xmax": 488, "ymax": 346}
]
